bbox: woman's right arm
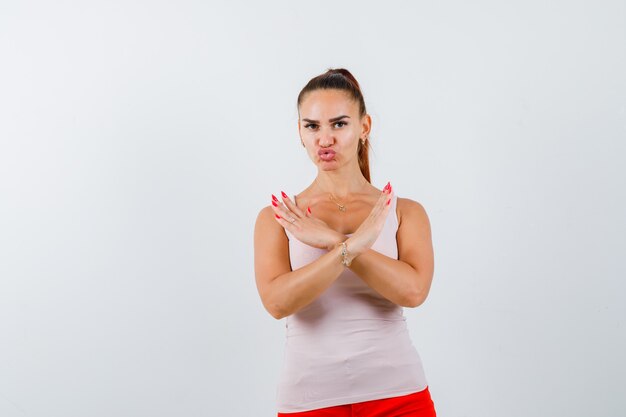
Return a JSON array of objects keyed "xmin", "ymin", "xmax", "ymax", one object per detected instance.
[{"xmin": 254, "ymin": 205, "xmax": 347, "ymax": 320}]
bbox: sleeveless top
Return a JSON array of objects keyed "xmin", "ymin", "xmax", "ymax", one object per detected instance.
[{"xmin": 275, "ymin": 192, "xmax": 429, "ymax": 413}]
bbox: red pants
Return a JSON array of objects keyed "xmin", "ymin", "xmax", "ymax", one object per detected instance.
[{"xmin": 277, "ymin": 386, "xmax": 436, "ymax": 417}]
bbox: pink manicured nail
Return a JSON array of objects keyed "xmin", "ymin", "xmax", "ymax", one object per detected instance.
[
  {"xmin": 307, "ymin": 207, "xmax": 311, "ymax": 214},
  {"xmin": 275, "ymin": 214, "xmax": 281, "ymax": 219},
  {"xmin": 272, "ymin": 194, "xmax": 278, "ymax": 202},
  {"xmin": 281, "ymin": 191, "xmax": 288, "ymax": 199},
  {"xmin": 386, "ymin": 198, "xmax": 391, "ymax": 205},
  {"xmin": 272, "ymin": 200, "xmax": 278, "ymax": 207}
]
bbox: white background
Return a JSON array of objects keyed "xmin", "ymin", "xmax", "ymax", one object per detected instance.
[{"xmin": 1, "ymin": 1, "xmax": 624, "ymax": 416}]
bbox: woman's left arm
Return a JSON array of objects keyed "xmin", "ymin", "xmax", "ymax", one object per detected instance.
[{"xmin": 348, "ymin": 198, "xmax": 435, "ymax": 308}]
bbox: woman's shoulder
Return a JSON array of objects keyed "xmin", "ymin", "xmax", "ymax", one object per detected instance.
[
  {"xmin": 255, "ymin": 204, "xmax": 275, "ymax": 221},
  {"xmin": 396, "ymin": 196, "xmax": 430, "ymax": 230},
  {"xmin": 254, "ymin": 203, "xmax": 287, "ymax": 239}
]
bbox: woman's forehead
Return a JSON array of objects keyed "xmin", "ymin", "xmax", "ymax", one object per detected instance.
[{"xmin": 300, "ymin": 90, "xmax": 358, "ymax": 117}]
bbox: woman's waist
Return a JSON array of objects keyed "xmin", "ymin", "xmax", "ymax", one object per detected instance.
[
  {"xmin": 282, "ymin": 320, "xmax": 420, "ymax": 366},
  {"xmin": 285, "ymin": 316, "xmax": 408, "ymax": 339}
]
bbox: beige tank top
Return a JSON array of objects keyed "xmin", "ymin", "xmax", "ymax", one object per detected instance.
[{"xmin": 276, "ymin": 192, "xmax": 429, "ymax": 413}]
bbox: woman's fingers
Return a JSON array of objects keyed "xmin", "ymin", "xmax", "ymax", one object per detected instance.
[
  {"xmin": 272, "ymin": 207, "xmax": 300, "ymax": 233},
  {"xmin": 368, "ymin": 184, "xmax": 393, "ymax": 228},
  {"xmin": 372, "ymin": 183, "xmax": 392, "ymax": 217},
  {"xmin": 273, "ymin": 213, "xmax": 299, "ymax": 235},
  {"xmin": 271, "ymin": 194, "xmax": 295, "ymax": 221},
  {"xmin": 271, "ymin": 193, "xmax": 303, "ymax": 232},
  {"xmin": 353, "ymin": 183, "xmax": 393, "ymax": 235},
  {"xmin": 280, "ymin": 191, "xmax": 306, "ymax": 219}
]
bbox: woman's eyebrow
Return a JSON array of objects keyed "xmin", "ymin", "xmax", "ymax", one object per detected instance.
[{"xmin": 302, "ymin": 115, "xmax": 351, "ymax": 123}]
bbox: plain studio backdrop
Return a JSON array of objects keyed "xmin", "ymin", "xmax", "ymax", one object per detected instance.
[{"xmin": 0, "ymin": 1, "xmax": 624, "ymax": 416}]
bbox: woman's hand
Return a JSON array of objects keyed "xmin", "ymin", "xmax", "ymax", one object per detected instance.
[
  {"xmin": 344, "ymin": 183, "xmax": 393, "ymax": 262},
  {"xmin": 272, "ymin": 192, "xmax": 345, "ymax": 250}
]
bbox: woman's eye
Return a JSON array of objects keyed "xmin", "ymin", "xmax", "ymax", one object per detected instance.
[{"xmin": 304, "ymin": 122, "xmax": 346, "ymax": 129}]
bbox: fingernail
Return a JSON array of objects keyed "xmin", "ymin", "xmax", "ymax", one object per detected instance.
[
  {"xmin": 275, "ymin": 214, "xmax": 281, "ymax": 219},
  {"xmin": 281, "ymin": 191, "xmax": 288, "ymax": 199},
  {"xmin": 272, "ymin": 194, "xmax": 278, "ymax": 202},
  {"xmin": 272, "ymin": 200, "xmax": 278, "ymax": 207},
  {"xmin": 307, "ymin": 207, "xmax": 311, "ymax": 214},
  {"xmin": 387, "ymin": 198, "xmax": 391, "ymax": 205}
]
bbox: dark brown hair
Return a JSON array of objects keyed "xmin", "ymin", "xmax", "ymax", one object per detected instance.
[{"xmin": 297, "ymin": 68, "xmax": 371, "ymax": 183}]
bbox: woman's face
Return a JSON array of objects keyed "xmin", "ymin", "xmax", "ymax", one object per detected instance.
[{"xmin": 298, "ymin": 89, "xmax": 370, "ymax": 170}]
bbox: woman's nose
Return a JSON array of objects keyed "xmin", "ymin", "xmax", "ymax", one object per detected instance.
[
  {"xmin": 319, "ymin": 137, "xmax": 333, "ymax": 146},
  {"xmin": 318, "ymin": 129, "xmax": 334, "ymax": 146}
]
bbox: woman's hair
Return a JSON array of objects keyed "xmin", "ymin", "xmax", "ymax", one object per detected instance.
[{"xmin": 297, "ymin": 68, "xmax": 371, "ymax": 183}]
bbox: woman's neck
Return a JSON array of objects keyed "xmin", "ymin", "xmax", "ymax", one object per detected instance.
[{"xmin": 313, "ymin": 173, "xmax": 370, "ymax": 200}]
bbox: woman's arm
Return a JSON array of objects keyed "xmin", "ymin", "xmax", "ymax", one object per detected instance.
[
  {"xmin": 254, "ymin": 206, "xmax": 347, "ymax": 320},
  {"xmin": 347, "ymin": 198, "xmax": 435, "ymax": 308}
]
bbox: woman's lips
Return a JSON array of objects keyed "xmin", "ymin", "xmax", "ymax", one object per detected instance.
[{"xmin": 318, "ymin": 149, "xmax": 336, "ymax": 161}]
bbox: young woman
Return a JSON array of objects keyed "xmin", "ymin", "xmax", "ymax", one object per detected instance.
[{"xmin": 254, "ymin": 68, "xmax": 437, "ymax": 416}]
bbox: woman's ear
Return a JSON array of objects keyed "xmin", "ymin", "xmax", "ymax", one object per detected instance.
[{"xmin": 361, "ymin": 113, "xmax": 372, "ymax": 138}]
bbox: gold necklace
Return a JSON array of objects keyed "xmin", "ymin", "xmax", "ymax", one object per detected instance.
[
  {"xmin": 314, "ymin": 178, "xmax": 368, "ymax": 212},
  {"xmin": 328, "ymin": 193, "xmax": 347, "ymax": 212}
]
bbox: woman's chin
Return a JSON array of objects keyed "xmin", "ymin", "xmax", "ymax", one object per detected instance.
[{"xmin": 318, "ymin": 161, "xmax": 338, "ymax": 170}]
